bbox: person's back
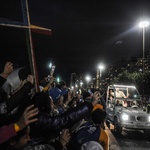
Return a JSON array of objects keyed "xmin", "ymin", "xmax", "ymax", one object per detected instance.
[
  {"xmin": 91, "ymin": 108, "xmax": 109, "ymax": 150},
  {"xmin": 69, "ymin": 121, "xmax": 100, "ymax": 150},
  {"xmin": 68, "ymin": 108, "xmax": 109, "ymax": 150}
]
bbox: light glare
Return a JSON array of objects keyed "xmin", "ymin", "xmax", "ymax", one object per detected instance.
[
  {"xmin": 139, "ymin": 21, "xmax": 149, "ymax": 28},
  {"xmin": 122, "ymin": 113, "xmax": 129, "ymax": 121},
  {"xmin": 85, "ymin": 75, "xmax": 91, "ymax": 82},
  {"xmin": 148, "ymin": 116, "xmax": 150, "ymax": 122}
]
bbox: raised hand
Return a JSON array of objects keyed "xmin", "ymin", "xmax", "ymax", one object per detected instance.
[
  {"xmin": 60, "ymin": 129, "xmax": 71, "ymax": 147},
  {"xmin": 1, "ymin": 61, "xmax": 13, "ymax": 78},
  {"xmin": 16, "ymin": 105, "xmax": 38, "ymax": 130},
  {"xmin": 91, "ymin": 91, "xmax": 101, "ymax": 106}
]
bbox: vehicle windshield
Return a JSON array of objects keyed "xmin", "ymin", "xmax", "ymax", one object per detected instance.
[
  {"xmin": 114, "ymin": 85, "xmax": 141, "ymax": 99},
  {"xmin": 122, "ymin": 99, "xmax": 143, "ymax": 108}
]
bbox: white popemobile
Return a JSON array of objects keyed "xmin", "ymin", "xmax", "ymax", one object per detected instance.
[{"xmin": 105, "ymin": 84, "xmax": 150, "ymax": 136}]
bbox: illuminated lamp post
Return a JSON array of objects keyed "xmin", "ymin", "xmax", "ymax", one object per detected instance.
[
  {"xmin": 139, "ymin": 21, "xmax": 149, "ymax": 73},
  {"xmin": 85, "ymin": 75, "xmax": 91, "ymax": 90},
  {"xmin": 98, "ymin": 64, "xmax": 104, "ymax": 89}
]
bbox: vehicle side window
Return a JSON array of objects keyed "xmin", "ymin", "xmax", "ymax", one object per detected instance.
[{"xmin": 109, "ymin": 89, "xmax": 114, "ymax": 98}]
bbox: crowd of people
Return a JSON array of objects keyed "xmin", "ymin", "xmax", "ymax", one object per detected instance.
[{"xmin": 0, "ymin": 61, "xmax": 109, "ymax": 150}]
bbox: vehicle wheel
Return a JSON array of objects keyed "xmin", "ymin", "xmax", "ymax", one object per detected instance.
[
  {"xmin": 106, "ymin": 120, "xmax": 110, "ymax": 129},
  {"xmin": 114, "ymin": 117, "xmax": 122, "ymax": 134}
]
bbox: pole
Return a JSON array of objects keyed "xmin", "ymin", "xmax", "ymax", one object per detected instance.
[
  {"xmin": 23, "ymin": 0, "xmax": 39, "ymax": 92},
  {"xmin": 142, "ymin": 27, "xmax": 145, "ymax": 73},
  {"xmin": 96, "ymin": 69, "xmax": 100, "ymax": 89},
  {"xmin": 142, "ymin": 27, "xmax": 145, "ymax": 99},
  {"xmin": 99, "ymin": 69, "xmax": 101, "ymax": 90}
]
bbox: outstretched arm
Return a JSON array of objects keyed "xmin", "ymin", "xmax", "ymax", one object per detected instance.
[{"xmin": 0, "ymin": 105, "xmax": 38, "ymax": 144}]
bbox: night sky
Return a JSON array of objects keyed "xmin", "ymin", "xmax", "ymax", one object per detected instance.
[{"xmin": 1, "ymin": 0, "xmax": 150, "ymax": 83}]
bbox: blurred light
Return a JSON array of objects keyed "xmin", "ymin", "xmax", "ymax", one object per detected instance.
[
  {"xmin": 121, "ymin": 113, "xmax": 129, "ymax": 121},
  {"xmin": 98, "ymin": 64, "xmax": 104, "ymax": 70},
  {"xmin": 139, "ymin": 21, "xmax": 149, "ymax": 28},
  {"xmin": 138, "ymin": 20, "xmax": 149, "ymax": 73},
  {"xmin": 49, "ymin": 62, "xmax": 52, "ymax": 68},
  {"xmin": 85, "ymin": 75, "xmax": 91, "ymax": 82},
  {"xmin": 80, "ymin": 81, "xmax": 83, "ymax": 86},
  {"xmin": 57, "ymin": 77, "xmax": 60, "ymax": 83},
  {"xmin": 116, "ymin": 40, "xmax": 122, "ymax": 44}
]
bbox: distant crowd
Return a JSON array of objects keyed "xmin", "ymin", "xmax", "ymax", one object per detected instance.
[{"xmin": 0, "ymin": 61, "xmax": 109, "ymax": 150}]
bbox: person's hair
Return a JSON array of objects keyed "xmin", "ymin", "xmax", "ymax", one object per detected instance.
[
  {"xmin": 18, "ymin": 68, "xmax": 29, "ymax": 80},
  {"xmin": 59, "ymin": 80, "xmax": 66, "ymax": 86},
  {"xmin": 40, "ymin": 78, "xmax": 48, "ymax": 87},
  {"xmin": 82, "ymin": 92, "xmax": 91, "ymax": 100},
  {"xmin": 56, "ymin": 80, "xmax": 66, "ymax": 89},
  {"xmin": 92, "ymin": 108, "xmax": 106, "ymax": 124},
  {"xmin": 31, "ymin": 92, "xmax": 51, "ymax": 114}
]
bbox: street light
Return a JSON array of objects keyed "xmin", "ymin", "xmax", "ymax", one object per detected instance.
[
  {"xmin": 98, "ymin": 65, "xmax": 104, "ymax": 77},
  {"xmin": 139, "ymin": 21, "xmax": 149, "ymax": 73},
  {"xmin": 98, "ymin": 64, "xmax": 104, "ymax": 89},
  {"xmin": 85, "ymin": 75, "xmax": 91, "ymax": 90}
]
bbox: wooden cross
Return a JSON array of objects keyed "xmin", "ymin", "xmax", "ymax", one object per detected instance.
[{"xmin": 0, "ymin": 0, "xmax": 52, "ymax": 92}]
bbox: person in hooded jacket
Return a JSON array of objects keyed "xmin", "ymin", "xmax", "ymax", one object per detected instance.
[
  {"xmin": 0, "ymin": 62, "xmax": 34, "ymax": 118},
  {"xmin": 0, "ymin": 61, "xmax": 13, "ymax": 114},
  {"xmin": 0, "ymin": 61, "xmax": 35, "ymax": 129}
]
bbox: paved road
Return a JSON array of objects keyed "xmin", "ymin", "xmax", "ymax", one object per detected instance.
[
  {"xmin": 105, "ymin": 124, "xmax": 121, "ymax": 150},
  {"xmin": 105, "ymin": 124, "xmax": 150, "ymax": 150}
]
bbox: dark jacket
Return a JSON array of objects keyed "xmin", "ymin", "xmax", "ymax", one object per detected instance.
[
  {"xmin": 0, "ymin": 76, "xmax": 7, "ymax": 103},
  {"xmin": 5, "ymin": 82, "xmax": 33, "ymax": 114},
  {"xmin": 0, "ymin": 82, "xmax": 33, "ymax": 127},
  {"xmin": 29, "ymin": 102, "xmax": 93, "ymax": 146},
  {"xmin": 0, "ymin": 76, "xmax": 6, "ymax": 88},
  {"xmin": 0, "ymin": 74, "xmax": 33, "ymax": 112}
]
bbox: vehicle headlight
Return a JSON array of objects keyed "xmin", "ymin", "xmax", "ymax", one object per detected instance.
[
  {"xmin": 148, "ymin": 116, "xmax": 150, "ymax": 122},
  {"xmin": 121, "ymin": 113, "xmax": 129, "ymax": 121}
]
